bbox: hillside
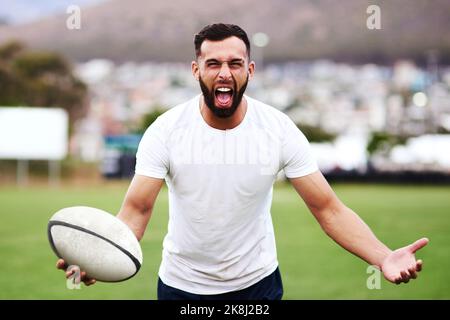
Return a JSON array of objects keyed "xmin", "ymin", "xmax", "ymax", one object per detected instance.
[{"xmin": 0, "ymin": 0, "xmax": 449, "ymax": 64}]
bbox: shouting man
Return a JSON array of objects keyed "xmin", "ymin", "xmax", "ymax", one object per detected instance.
[{"xmin": 57, "ymin": 23, "xmax": 428, "ymax": 300}]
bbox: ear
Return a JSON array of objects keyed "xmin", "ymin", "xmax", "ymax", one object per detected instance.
[
  {"xmin": 191, "ymin": 60, "xmax": 199, "ymax": 81},
  {"xmin": 248, "ymin": 60, "xmax": 255, "ymax": 80}
]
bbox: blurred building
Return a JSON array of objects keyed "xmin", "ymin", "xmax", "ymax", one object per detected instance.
[{"xmin": 72, "ymin": 58, "xmax": 450, "ymax": 176}]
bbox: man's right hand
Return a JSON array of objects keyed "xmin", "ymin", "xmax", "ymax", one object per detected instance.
[{"xmin": 56, "ymin": 259, "xmax": 97, "ymax": 286}]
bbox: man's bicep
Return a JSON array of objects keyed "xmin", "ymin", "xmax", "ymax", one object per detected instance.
[
  {"xmin": 289, "ymin": 171, "xmax": 340, "ymax": 215},
  {"xmin": 135, "ymin": 116, "xmax": 169, "ymax": 179}
]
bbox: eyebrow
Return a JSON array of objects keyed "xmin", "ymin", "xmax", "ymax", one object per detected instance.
[{"xmin": 205, "ymin": 58, "xmax": 245, "ymax": 64}]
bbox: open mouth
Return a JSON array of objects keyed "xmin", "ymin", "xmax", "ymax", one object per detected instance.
[{"xmin": 214, "ymin": 87, "xmax": 234, "ymax": 107}]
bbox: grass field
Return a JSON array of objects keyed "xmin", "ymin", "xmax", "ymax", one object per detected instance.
[{"xmin": 0, "ymin": 181, "xmax": 449, "ymax": 299}]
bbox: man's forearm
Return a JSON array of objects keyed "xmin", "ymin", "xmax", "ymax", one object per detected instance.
[
  {"xmin": 115, "ymin": 175, "xmax": 163, "ymax": 241},
  {"xmin": 116, "ymin": 203, "xmax": 152, "ymax": 241},
  {"xmin": 316, "ymin": 204, "xmax": 392, "ymax": 267}
]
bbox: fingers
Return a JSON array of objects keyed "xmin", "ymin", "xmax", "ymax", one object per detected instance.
[
  {"xmin": 57, "ymin": 260, "xmax": 82, "ymax": 281},
  {"xmin": 400, "ymin": 271, "xmax": 410, "ymax": 283},
  {"xmin": 395, "ymin": 262, "xmax": 424, "ymax": 284},
  {"xmin": 394, "ymin": 272, "xmax": 410, "ymax": 285},
  {"xmin": 56, "ymin": 259, "xmax": 68, "ymax": 270},
  {"xmin": 58, "ymin": 263, "xmax": 97, "ymax": 286},
  {"xmin": 81, "ymin": 271, "xmax": 96, "ymax": 286},
  {"xmin": 408, "ymin": 237, "xmax": 429, "ymax": 254},
  {"xmin": 408, "ymin": 267, "xmax": 417, "ymax": 279},
  {"xmin": 65, "ymin": 265, "xmax": 79, "ymax": 279},
  {"xmin": 84, "ymin": 278, "xmax": 97, "ymax": 286},
  {"xmin": 416, "ymin": 259, "xmax": 423, "ymax": 272}
]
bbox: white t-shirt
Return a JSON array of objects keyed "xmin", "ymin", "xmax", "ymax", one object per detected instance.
[{"xmin": 135, "ymin": 94, "xmax": 318, "ymax": 294}]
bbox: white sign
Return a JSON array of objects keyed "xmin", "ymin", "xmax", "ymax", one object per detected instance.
[{"xmin": 0, "ymin": 107, "xmax": 68, "ymax": 160}]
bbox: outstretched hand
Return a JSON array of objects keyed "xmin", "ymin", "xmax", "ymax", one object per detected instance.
[{"xmin": 381, "ymin": 237, "xmax": 429, "ymax": 284}]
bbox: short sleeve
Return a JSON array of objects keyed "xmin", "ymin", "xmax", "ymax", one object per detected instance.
[
  {"xmin": 281, "ymin": 117, "xmax": 318, "ymax": 178},
  {"xmin": 135, "ymin": 116, "xmax": 169, "ymax": 179}
]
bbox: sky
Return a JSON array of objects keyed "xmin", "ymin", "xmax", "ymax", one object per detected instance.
[{"xmin": 0, "ymin": 0, "xmax": 107, "ymax": 25}]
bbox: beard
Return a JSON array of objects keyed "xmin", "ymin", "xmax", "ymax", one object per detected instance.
[{"xmin": 199, "ymin": 74, "xmax": 248, "ymax": 118}]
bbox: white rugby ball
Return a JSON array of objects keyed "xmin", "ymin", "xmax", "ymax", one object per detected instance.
[{"xmin": 48, "ymin": 206, "xmax": 143, "ymax": 282}]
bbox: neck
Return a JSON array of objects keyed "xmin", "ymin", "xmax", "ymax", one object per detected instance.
[{"xmin": 200, "ymin": 96, "xmax": 247, "ymax": 130}]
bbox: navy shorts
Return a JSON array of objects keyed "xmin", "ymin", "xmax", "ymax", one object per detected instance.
[{"xmin": 157, "ymin": 267, "xmax": 283, "ymax": 300}]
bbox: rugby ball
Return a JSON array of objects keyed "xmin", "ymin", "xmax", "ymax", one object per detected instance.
[{"xmin": 48, "ymin": 206, "xmax": 143, "ymax": 282}]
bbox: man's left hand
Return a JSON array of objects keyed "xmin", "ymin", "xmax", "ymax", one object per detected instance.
[{"xmin": 381, "ymin": 237, "xmax": 429, "ymax": 284}]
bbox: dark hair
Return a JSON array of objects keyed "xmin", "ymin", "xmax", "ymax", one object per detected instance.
[{"xmin": 194, "ymin": 23, "xmax": 251, "ymax": 58}]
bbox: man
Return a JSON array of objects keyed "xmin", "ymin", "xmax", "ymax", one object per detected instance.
[{"xmin": 57, "ymin": 23, "xmax": 428, "ymax": 300}]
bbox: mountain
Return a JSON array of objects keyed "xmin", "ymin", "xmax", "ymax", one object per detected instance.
[{"xmin": 0, "ymin": 0, "xmax": 449, "ymax": 64}]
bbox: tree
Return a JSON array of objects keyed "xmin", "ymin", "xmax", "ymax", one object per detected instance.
[
  {"xmin": 135, "ymin": 108, "xmax": 166, "ymax": 134},
  {"xmin": 0, "ymin": 40, "xmax": 24, "ymax": 61},
  {"xmin": 296, "ymin": 123, "xmax": 336, "ymax": 143},
  {"xmin": 366, "ymin": 132, "xmax": 408, "ymax": 155},
  {"xmin": 0, "ymin": 41, "xmax": 87, "ymax": 123}
]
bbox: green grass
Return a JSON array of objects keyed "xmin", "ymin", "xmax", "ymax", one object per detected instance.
[{"xmin": 0, "ymin": 182, "xmax": 449, "ymax": 299}]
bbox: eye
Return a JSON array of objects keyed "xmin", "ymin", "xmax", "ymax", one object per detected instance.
[
  {"xmin": 230, "ymin": 62, "xmax": 243, "ymax": 68},
  {"xmin": 207, "ymin": 62, "xmax": 220, "ymax": 67}
]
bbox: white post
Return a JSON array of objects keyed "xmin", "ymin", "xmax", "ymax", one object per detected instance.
[
  {"xmin": 49, "ymin": 160, "xmax": 61, "ymax": 187},
  {"xmin": 17, "ymin": 159, "xmax": 28, "ymax": 186}
]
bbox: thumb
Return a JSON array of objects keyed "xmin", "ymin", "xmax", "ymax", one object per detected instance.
[{"xmin": 408, "ymin": 237, "xmax": 429, "ymax": 254}]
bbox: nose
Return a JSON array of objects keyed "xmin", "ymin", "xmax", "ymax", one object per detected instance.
[{"xmin": 218, "ymin": 62, "xmax": 232, "ymax": 81}]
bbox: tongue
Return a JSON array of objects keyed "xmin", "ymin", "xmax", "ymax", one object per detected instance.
[{"xmin": 217, "ymin": 92, "xmax": 232, "ymax": 105}]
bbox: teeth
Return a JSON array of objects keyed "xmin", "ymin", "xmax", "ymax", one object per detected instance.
[{"xmin": 217, "ymin": 87, "xmax": 231, "ymax": 92}]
